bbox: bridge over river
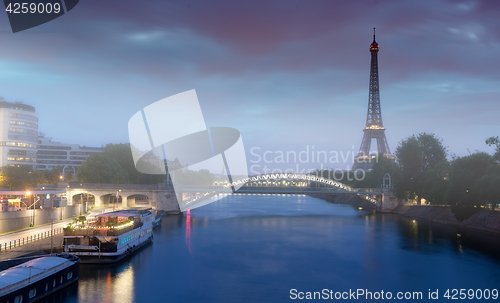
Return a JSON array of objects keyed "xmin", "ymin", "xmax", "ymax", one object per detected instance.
[
  {"xmin": 178, "ymin": 173, "xmax": 398, "ymax": 211},
  {"xmin": 42, "ymin": 174, "xmax": 398, "ymax": 213}
]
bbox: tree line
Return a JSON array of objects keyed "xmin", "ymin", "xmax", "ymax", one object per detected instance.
[
  {"xmin": 0, "ymin": 166, "xmax": 62, "ymax": 190},
  {"xmin": 77, "ymin": 143, "xmax": 215, "ymax": 185},
  {"xmin": 313, "ymin": 133, "xmax": 500, "ymax": 211},
  {"xmin": 0, "ymin": 143, "xmax": 215, "ymax": 189}
]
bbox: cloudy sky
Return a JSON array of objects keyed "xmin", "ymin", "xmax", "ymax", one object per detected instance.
[{"xmin": 1, "ymin": 0, "xmax": 499, "ymax": 172}]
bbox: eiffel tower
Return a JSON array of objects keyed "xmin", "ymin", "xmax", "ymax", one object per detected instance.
[{"xmin": 352, "ymin": 28, "xmax": 392, "ymax": 171}]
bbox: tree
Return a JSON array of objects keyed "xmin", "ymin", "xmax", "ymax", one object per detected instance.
[
  {"xmin": 486, "ymin": 136, "xmax": 500, "ymax": 162},
  {"xmin": 102, "ymin": 143, "xmax": 143, "ymax": 183},
  {"xmin": 394, "ymin": 133, "xmax": 447, "ymax": 204},
  {"xmin": 78, "ymin": 143, "xmax": 166, "ymax": 184},
  {"xmin": 77, "ymin": 154, "xmax": 130, "ymax": 184},
  {"xmin": 447, "ymin": 152, "xmax": 492, "ymax": 208},
  {"xmin": 369, "ymin": 153, "xmax": 400, "ymax": 188},
  {"xmin": 422, "ymin": 160, "xmax": 450, "ymax": 205},
  {"xmin": 0, "ymin": 166, "xmax": 61, "ymax": 189},
  {"xmin": 0, "ymin": 166, "xmax": 31, "ymax": 189},
  {"xmin": 475, "ymin": 173, "xmax": 500, "ymax": 210}
]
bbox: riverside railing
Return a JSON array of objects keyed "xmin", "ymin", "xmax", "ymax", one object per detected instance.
[{"xmin": 1, "ymin": 227, "xmax": 63, "ymax": 251}]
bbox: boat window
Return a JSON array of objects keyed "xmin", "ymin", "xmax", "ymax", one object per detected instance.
[
  {"xmin": 29, "ymin": 289, "xmax": 36, "ymax": 298},
  {"xmin": 67, "ymin": 271, "xmax": 73, "ymax": 279},
  {"xmin": 53, "ymin": 279, "xmax": 56, "ymax": 287},
  {"xmin": 60, "ymin": 276, "xmax": 63, "ymax": 283},
  {"xmin": 14, "ymin": 295, "xmax": 23, "ymax": 303},
  {"xmin": 45, "ymin": 283, "xmax": 48, "ymax": 291}
]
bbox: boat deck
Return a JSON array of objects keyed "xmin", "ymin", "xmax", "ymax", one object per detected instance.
[{"xmin": 0, "ymin": 256, "xmax": 73, "ymax": 296}]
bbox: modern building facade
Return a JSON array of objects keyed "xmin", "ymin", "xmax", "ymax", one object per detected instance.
[
  {"xmin": 0, "ymin": 100, "xmax": 39, "ymax": 169},
  {"xmin": 0, "ymin": 99, "xmax": 104, "ymax": 172},
  {"xmin": 36, "ymin": 137, "xmax": 103, "ymax": 170}
]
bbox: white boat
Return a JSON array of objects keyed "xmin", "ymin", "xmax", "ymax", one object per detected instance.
[
  {"xmin": 152, "ymin": 209, "xmax": 163, "ymax": 228},
  {"xmin": 63, "ymin": 208, "xmax": 155, "ymax": 263}
]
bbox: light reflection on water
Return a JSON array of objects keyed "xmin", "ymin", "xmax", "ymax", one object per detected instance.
[
  {"xmin": 75, "ymin": 263, "xmax": 135, "ymax": 303},
  {"xmin": 45, "ymin": 194, "xmax": 500, "ymax": 303}
]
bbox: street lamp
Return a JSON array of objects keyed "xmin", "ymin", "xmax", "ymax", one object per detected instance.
[
  {"xmin": 25, "ymin": 192, "xmax": 41, "ymax": 226},
  {"xmin": 114, "ymin": 190, "xmax": 121, "ymax": 211},
  {"xmin": 50, "ymin": 213, "xmax": 54, "ymax": 254}
]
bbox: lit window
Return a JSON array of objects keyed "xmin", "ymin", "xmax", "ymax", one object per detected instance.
[
  {"xmin": 53, "ymin": 279, "xmax": 56, "ymax": 287},
  {"xmin": 67, "ymin": 271, "xmax": 73, "ymax": 279},
  {"xmin": 45, "ymin": 283, "xmax": 48, "ymax": 291},
  {"xmin": 60, "ymin": 276, "xmax": 63, "ymax": 283},
  {"xmin": 14, "ymin": 295, "xmax": 23, "ymax": 303}
]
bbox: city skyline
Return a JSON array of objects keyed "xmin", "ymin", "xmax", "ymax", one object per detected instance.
[{"xmin": 0, "ymin": 0, "xmax": 499, "ymax": 171}]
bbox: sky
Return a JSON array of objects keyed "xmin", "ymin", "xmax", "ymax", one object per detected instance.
[{"xmin": 0, "ymin": 0, "xmax": 499, "ymax": 173}]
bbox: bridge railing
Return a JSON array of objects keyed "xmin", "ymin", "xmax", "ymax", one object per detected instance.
[
  {"xmin": 66, "ymin": 183, "xmax": 160, "ymax": 190},
  {"xmin": 178, "ymin": 185, "xmax": 384, "ymax": 194}
]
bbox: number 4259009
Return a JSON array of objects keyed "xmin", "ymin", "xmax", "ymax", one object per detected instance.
[
  {"xmin": 6, "ymin": 2, "xmax": 61, "ymax": 14},
  {"xmin": 443, "ymin": 289, "xmax": 498, "ymax": 300}
]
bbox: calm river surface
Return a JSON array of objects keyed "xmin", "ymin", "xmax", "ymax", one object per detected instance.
[{"xmin": 46, "ymin": 194, "xmax": 500, "ymax": 302}]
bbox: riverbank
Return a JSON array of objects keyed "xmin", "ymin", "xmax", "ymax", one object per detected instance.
[{"xmin": 393, "ymin": 205, "xmax": 500, "ymax": 236}]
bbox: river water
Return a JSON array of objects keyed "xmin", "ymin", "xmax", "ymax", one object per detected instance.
[{"xmin": 45, "ymin": 194, "xmax": 500, "ymax": 302}]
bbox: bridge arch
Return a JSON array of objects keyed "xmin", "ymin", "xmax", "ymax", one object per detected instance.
[
  {"xmin": 215, "ymin": 173, "xmax": 378, "ymax": 206},
  {"xmin": 124, "ymin": 194, "xmax": 151, "ymax": 208},
  {"xmin": 70, "ymin": 192, "xmax": 96, "ymax": 205},
  {"xmin": 224, "ymin": 173, "xmax": 354, "ymax": 191},
  {"xmin": 98, "ymin": 193, "xmax": 123, "ymax": 208}
]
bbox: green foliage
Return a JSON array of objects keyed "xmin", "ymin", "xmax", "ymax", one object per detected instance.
[
  {"xmin": 63, "ymin": 224, "xmax": 74, "ymax": 230},
  {"xmin": 486, "ymin": 136, "xmax": 500, "ymax": 162},
  {"xmin": 77, "ymin": 143, "xmax": 166, "ymax": 184},
  {"xmin": 307, "ymin": 155, "xmax": 399, "ymax": 189},
  {"xmin": 422, "ymin": 160, "xmax": 450, "ymax": 205},
  {"xmin": 368, "ymin": 154, "xmax": 400, "ymax": 187},
  {"xmin": 475, "ymin": 173, "xmax": 500, "ymax": 210},
  {"xmin": 447, "ymin": 152, "xmax": 492, "ymax": 208},
  {"xmin": 78, "ymin": 215, "xmax": 86, "ymax": 224},
  {"xmin": 102, "ymin": 143, "xmax": 142, "ymax": 183},
  {"xmin": 107, "ymin": 218, "xmax": 117, "ymax": 228},
  {"xmin": 77, "ymin": 154, "xmax": 130, "ymax": 184},
  {"xmin": 0, "ymin": 166, "xmax": 62, "ymax": 189},
  {"xmin": 394, "ymin": 133, "xmax": 446, "ymax": 203}
]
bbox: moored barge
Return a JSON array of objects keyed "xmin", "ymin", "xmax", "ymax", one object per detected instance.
[
  {"xmin": 63, "ymin": 208, "xmax": 155, "ymax": 263},
  {"xmin": 0, "ymin": 254, "xmax": 79, "ymax": 303}
]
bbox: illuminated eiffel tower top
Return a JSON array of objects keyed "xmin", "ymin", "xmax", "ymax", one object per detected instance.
[{"xmin": 366, "ymin": 27, "xmax": 384, "ymax": 129}]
